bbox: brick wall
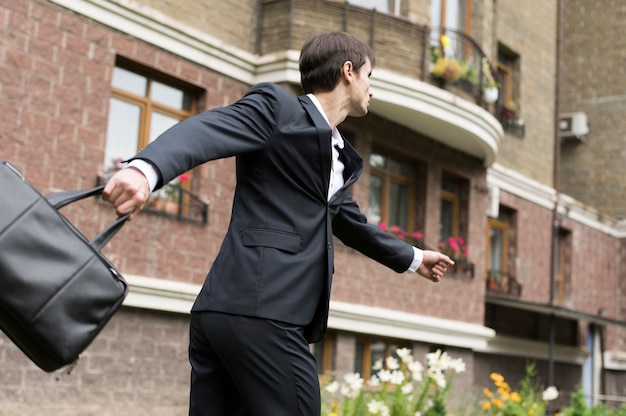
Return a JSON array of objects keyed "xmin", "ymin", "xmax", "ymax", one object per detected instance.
[
  {"xmin": 560, "ymin": 0, "xmax": 626, "ymax": 219},
  {"xmin": 0, "ymin": 308, "xmax": 190, "ymax": 416},
  {"xmin": 493, "ymin": 0, "xmax": 558, "ymax": 187}
]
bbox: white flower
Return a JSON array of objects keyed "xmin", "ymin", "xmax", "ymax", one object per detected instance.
[
  {"xmin": 368, "ymin": 375, "xmax": 381, "ymax": 387},
  {"xmin": 325, "ymin": 380, "xmax": 339, "ymax": 393},
  {"xmin": 377, "ymin": 369, "xmax": 392, "ymax": 383},
  {"xmin": 343, "ymin": 372, "xmax": 363, "ymax": 390},
  {"xmin": 426, "ymin": 349, "xmax": 452, "ymax": 372},
  {"xmin": 386, "ymin": 356, "xmax": 400, "ymax": 370},
  {"xmin": 429, "ymin": 369, "xmax": 447, "ymax": 389},
  {"xmin": 373, "ymin": 358, "xmax": 383, "ymax": 371},
  {"xmin": 543, "ymin": 386, "xmax": 559, "ymax": 401},
  {"xmin": 401, "ymin": 382, "xmax": 414, "ymax": 395},
  {"xmin": 396, "ymin": 347, "xmax": 413, "ymax": 364},
  {"xmin": 389, "ymin": 369, "xmax": 405, "ymax": 385},
  {"xmin": 367, "ymin": 400, "xmax": 390, "ymax": 416},
  {"xmin": 341, "ymin": 372, "xmax": 364, "ymax": 398},
  {"xmin": 408, "ymin": 361, "xmax": 424, "ymax": 382},
  {"xmin": 450, "ymin": 358, "xmax": 466, "ymax": 373}
]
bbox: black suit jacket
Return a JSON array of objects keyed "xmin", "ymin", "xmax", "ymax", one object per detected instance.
[{"xmin": 133, "ymin": 83, "xmax": 415, "ymax": 342}]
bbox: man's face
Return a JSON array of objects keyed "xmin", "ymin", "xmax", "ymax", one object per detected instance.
[{"xmin": 349, "ymin": 58, "xmax": 373, "ymax": 117}]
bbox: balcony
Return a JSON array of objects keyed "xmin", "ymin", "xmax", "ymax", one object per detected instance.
[
  {"xmin": 486, "ymin": 270, "xmax": 522, "ymax": 298},
  {"xmin": 97, "ymin": 175, "xmax": 209, "ymax": 225},
  {"xmin": 256, "ymin": 0, "xmax": 503, "ymax": 166}
]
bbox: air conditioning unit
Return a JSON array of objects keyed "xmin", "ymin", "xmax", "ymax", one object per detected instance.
[{"xmin": 560, "ymin": 112, "xmax": 589, "ymax": 142}]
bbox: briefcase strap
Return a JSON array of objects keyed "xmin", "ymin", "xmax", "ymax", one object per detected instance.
[{"xmin": 46, "ymin": 186, "xmax": 129, "ymax": 251}]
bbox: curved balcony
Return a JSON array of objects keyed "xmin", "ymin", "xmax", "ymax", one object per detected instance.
[{"xmin": 256, "ymin": 0, "xmax": 503, "ymax": 166}]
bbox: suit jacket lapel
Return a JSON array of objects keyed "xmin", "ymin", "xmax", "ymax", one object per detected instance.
[{"xmin": 299, "ymin": 95, "xmax": 333, "ymax": 197}]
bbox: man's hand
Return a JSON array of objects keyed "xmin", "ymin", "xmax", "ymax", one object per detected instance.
[
  {"xmin": 417, "ymin": 250, "xmax": 455, "ymax": 282},
  {"xmin": 102, "ymin": 167, "xmax": 151, "ymax": 220}
]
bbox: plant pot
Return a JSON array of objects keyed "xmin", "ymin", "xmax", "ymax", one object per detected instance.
[{"xmin": 483, "ymin": 86, "xmax": 499, "ymax": 103}]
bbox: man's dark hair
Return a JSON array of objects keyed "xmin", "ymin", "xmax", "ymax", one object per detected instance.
[{"xmin": 299, "ymin": 31, "xmax": 375, "ymax": 94}]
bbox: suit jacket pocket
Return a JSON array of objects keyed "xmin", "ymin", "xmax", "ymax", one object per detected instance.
[{"xmin": 242, "ymin": 228, "xmax": 302, "ymax": 253}]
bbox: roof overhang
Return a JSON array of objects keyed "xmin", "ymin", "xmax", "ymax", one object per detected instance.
[{"xmin": 487, "ymin": 295, "xmax": 626, "ymax": 328}]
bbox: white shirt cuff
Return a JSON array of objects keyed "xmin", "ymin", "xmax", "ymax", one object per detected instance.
[
  {"xmin": 407, "ymin": 246, "xmax": 424, "ymax": 273},
  {"xmin": 126, "ymin": 159, "xmax": 159, "ymax": 192}
]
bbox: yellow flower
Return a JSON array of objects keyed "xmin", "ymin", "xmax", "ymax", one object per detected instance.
[
  {"xmin": 528, "ymin": 410, "xmax": 535, "ymax": 415},
  {"xmin": 493, "ymin": 399, "xmax": 504, "ymax": 409},
  {"xmin": 483, "ymin": 388, "xmax": 494, "ymax": 398},
  {"xmin": 431, "ymin": 58, "xmax": 465, "ymax": 82},
  {"xmin": 511, "ymin": 392, "xmax": 522, "ymax": 403},
  {"xmin": 490, "ymin": 373, "xmax": 504, "ymax": 383},
  {"xmin": 440, "ymin": 34, "xmax": 451, "ymax": 48},
  {"xmin": 482, "ymin": 401, "xmax": 492, "ymax": 410},
  {"xmin": 499, "ymin": 390, "xmax": 510, "ymax": 400}
]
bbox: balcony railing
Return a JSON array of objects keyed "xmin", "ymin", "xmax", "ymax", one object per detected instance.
[
  {"xmin": 145, "ymin": 184, "xmax": 209, "ymax": 225},
  {"xmin": 256, "ymin": 0, "xmax": 499, "ymax": 107},
  {"xmin": 97, "ymin": 175, "xmax": 209, "ymax": 225},
  {"xmin": 486, "ymin": 270, "xmax": 522, "ymax": 297}
]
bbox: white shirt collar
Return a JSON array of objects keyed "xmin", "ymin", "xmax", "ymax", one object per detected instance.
[{"xmin": 307, "ymin": 94, "xmax": 344, "ymax": 149}]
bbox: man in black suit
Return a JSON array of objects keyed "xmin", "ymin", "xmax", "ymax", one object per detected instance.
[{"xmin": 104, "ymin": 31, "xmax": 454, "ymax": 416}]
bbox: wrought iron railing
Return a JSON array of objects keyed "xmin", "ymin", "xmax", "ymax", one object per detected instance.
[
  {"xmin": 96, "ymin": 175, "xmax": 209, "ymax": 225},
  {"xmin": 429, "ymin": 27, "xmax": 501, "ymax": 105},
  {"xmin": 486, "ymin": 270, "xmax": 522, "ymax": 297}
]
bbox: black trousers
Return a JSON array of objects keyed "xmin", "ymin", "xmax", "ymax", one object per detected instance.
[{"xmin": 188, "ymin": 311, "xmax": 321, "ymax": 416}]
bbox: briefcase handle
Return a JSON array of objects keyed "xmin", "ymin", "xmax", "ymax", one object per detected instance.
[{"xmin": 46, "ymin": 185, "xmax": 129, "ymax": 251}]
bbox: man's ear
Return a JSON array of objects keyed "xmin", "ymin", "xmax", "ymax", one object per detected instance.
[{"xmin": 341, "ymin": 60, "xmax": 353, "ymax": 82}]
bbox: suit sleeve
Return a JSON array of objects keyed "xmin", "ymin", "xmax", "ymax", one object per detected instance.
[
  {"xmin": 332, "ymin": 196, "xmax": 415, "ymax": 273},
  {"xmin": 131, "ymin": 83, "xmax": 281, "ymax": 186}
]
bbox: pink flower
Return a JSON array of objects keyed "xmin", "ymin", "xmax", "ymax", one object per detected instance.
[
  {"xmin": 178, "ymin": 174, "xmax": 191, "ymax": 182},
  {"xmin": 411, "ymin": 231, "xmax": 424, "ymax": 240},
  {"xmin": 447, "ymin": 236, "xmax": 459, "ymax": 252},
  {"xmin": 378, "ymin": 222, "xmax": 388, "ymax": 231}
]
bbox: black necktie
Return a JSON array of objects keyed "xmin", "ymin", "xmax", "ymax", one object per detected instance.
[{"xmin": 335, "ymin": 145, "xmax": 350, "ymax": 181}]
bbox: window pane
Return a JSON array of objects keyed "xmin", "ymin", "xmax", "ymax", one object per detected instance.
[
  {"xmin": 489, "ymin": 227, "xmax": 504, "ymax": 273},
  {"xmin": 446, "ymin": 0, "xmax": 465, "ymax": 31},
  {"xmin": 440, "ymin": 199, "xmax": 454, "ymax": 240},
  {"xmin": 442, "ymin": 177, "xmax": 458, "ymax": 193},
  {"xmin": 389, "ymin": 158, "xmax": 412, "ymax": 177},
  {"xmin": 368, "ymin": 175, "xmax": 383, "ymax": 224},
  {"xmin": 347, "ymin": 0, "xmax": 390, "ymax": 13},
  {"xmin": 151, "ymin": 81, "xmax": 190, "ymax": 110},
  {"xmin": 112, "ymin": 67, "xmax": 147, "ymax": 97},
  {"xmin": 369, "ymin": 152, "xmax": 386, "ymax": 168},
  {"xmin": 149, "ymin": 112, "xmax": 181, "ymax": 142},
  {"xmin": 370, "ymin": 340, "xmax": 386, "ymax": 371},
  {"xmin": 388, "ymin": 182, "xmax": 409, "ymax": 229},
  {"xmin": 354, "ymin": 341, "xmax": 365, "ymax": 374},
  {"xmin": 104, "ymin": 98, "xmax": 141, "ymax": 169}
]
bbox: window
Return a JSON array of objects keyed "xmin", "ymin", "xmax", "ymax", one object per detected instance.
[
  {"xmin": 354, "ymin": 336, "xmax": 410, "ymax": 380},
  {"xmin": 104, "ymin": 63, "xmax": 196, "ymax": 172},
  {"xmin": 496, "ymin": 44, "xmax": 524, "ymax": 137},
  {"xmin": 367, "ymin": 151, "xmax": 418, "ymax": 233},
  {"xmin": 430, "ymin": 0, "xmax": 472, "ymax": 32},
  {"xmin": 486, "ymin": 207, "xmax": 519, "ymax": 295},
  {"xmin": 347, "ymin": 0, "xmax": 398, "ymax": 14},
  {"xmin": 312, "ymin": 332, "xmax": 335, "ymax": 376},
  {"xmin": 440, "ymin": 174, "xmax": 468, "ymax": 242},
  {"xmin": 554, "ymin": 228, "xmax": 571, "ymax": 306}
]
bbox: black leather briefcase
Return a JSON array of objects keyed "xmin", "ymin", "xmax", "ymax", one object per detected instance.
[{"xmin": 0, "ymin": 161, "xmax": 128, "ymax": 372}]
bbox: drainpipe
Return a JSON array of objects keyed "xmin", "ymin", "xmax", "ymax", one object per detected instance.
[{"xmin": 548, "ymin": 0, "xmax": 564, "ymax": 413}]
